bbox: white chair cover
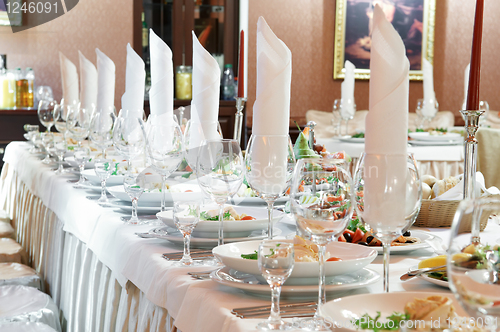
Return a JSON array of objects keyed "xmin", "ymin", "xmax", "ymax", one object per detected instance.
[
  {"xmin": 0, "ymin": 238, "xmax": 27, "ymax": 264},
  {"xmin": 0, "ymin": 285, "xmax": 61, "ymax": 332},
  {"xmin": 0, "ymin": 263, "xmax": 43, "ymax": 290},
  {"xmin": 0, "ymin": 322, "xmax": 57, "ymax": 332},
  {"xmin": 0, "ymin": 222, "xmax": 14, "ymax": 238},
  {"xmin": 0, "ymin": 209, "xmax": 11, "ymax": 223}
]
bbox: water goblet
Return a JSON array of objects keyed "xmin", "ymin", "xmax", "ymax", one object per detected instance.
[
  {"xmin": 40, "ymin": 132, "xmax": 55, "ymax": 164},
  {"xmin": 331, "ymin": 100, "xmax": 342, "ymax": 137},
  {"xmin": 479, "ymin": 100, "xmax": 490, "ymax": 127},
  {"xmin": 38, "ymin": 99, "xmax": 56, "ymax": 133},
  {"xmin": 245, "ymin": 134, "xmax": 295, "ymax": 239},
  {"xmin": 448, "ymin": 196, "xmax": 500, "ymax": 332},
  {"xmin": 67, "ymin": 103, "xmax": 92, "ymax": 148},
  {"xmin": 290, "ymin": 158, "xmax": 353, "ymax": 330},
  {"xmin": 121, "ymin": 172, "xmax": 146, "ymax": 224},
  {"xmin": 23, "ymin": 125, "xmax": 40, "ymax": 153},
  {"xmin": 52, "ymin": 135, "xmax": 67, "ymax": 174},
  {"xmin": 172, "ymin": 201, "xmax": 200, "ymax": 266},
  {"xmin": 183, "ymin": 120, "xmax": 223, "ymax": 171},
  {"xmin": 89, "ymin": 106, "xmax": 116, "ymax": 159},
  {"xmin": 336, "ymin": 98, "xmax": 356, "ymax": 136},
  {"xmin": 53, "ymin": 102, "xmax": 68, "ymax": 139},
  {"xmin": 418, "ymin": 98, "xmax": 439, "ymax": 130},
  {"xmin": 353, "ymin": 153, "xmax": 421, "ymax": 293},
  {"xmin": 113, "ymin": 109, "xmax": 146, "ymax": 174},
  {"xmin": 94, "ymin": 158, "xmax": 116, "ymax": 205},
  {"xmin": 196, "ymin": 139, "xmax": 243, "ymax": 246},
  {"xmin": 73, "ymin": 146, "xmax": 91, "ymax": 187},
  {"xmin": 257, "ymin": 240, "xmax": 295, "ymax": 331}
]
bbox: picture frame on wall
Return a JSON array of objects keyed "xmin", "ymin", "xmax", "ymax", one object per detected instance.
[
  {"xmin": 333, "ymin": 0, "xmax": 435, "ymax": 81},
  {"xmin": 0, "ymin": 0, "xmax": 23, "ymax": 26}
]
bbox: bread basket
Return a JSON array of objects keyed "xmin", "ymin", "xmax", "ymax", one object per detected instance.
[{"xmin": 414, "ymin": 198, "xmax": 489, "ymax": 233}]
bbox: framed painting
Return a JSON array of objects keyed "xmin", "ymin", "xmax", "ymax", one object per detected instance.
[
  {"xmin": 0, "ymin": 0, "xmax": 23, "ymax": 26},
  {"xmin": 333, "ymin": 0, "xmax": 435, "ymax": 80}
]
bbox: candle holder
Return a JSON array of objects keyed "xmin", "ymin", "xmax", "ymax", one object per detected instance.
[
  {"xmin": 233, "ymin": 97, "xmax": 246, "ymax": 145},
  {"xmin": 460, "ymin": 109, "xmax": 484, "ymax": 244}
]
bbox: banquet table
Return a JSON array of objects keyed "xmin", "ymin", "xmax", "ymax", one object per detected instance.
[
  {"xmin": 317, "ymin": 137, "xmax": 464, "ymax": 179},
  {"xmin": 0, "ymin": 141, "xmax": 490, "ymax": 332}
]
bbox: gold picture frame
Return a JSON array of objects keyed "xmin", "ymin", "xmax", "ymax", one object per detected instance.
[{"xmin": 333, "ymin": 0, "xmax": 435, "ymax": 81}]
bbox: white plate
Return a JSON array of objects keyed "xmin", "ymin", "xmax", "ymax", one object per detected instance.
[
  {"xmin": 149, "ymin": 227, "xmax": 279, "ymax": 248},
  {"xmin": 210, "ymin": 267, "xmax": 379, "ymax": 297},
  {"xmin": 408, "ymin": 132, "xmax": 462, "ymax": 141},
  {"xmin": 107, "ymin": 184, "xmax": 203, "ymax": 207},
  {"xmin": 338, "ymin": 136, "xmax": 365, "ymax": 143},
  {"xmin": 108, "ymin": 199, "xmax": 161, "ymax": 214},
  {"xmin": 409, "ymin": 140, "xmax": 462, "ymax": 146},
  {"xmin": 417, "ymin": 272, "xmax": 449, "ymax": 288},
  {"xmin": 75, "ymin": 182, "xmax": 104, "ymax": 193},
  {"xmin": 156, "ymin": 206, "xmax": 284, "ymax": 238},
  {"xmin": 82, "ymin": 169, "xmax": 125, "ymax": 186},
  {"xmin": 320, "ymin": 292, "xmax": 467, "ymax": 330},
  {"xmin": 213, "ymin": 240, "xmax": 377, "ymax": 281},
  {"xmin": 370, "ymin": 230, "xmax": 434, "ymax": 253}
]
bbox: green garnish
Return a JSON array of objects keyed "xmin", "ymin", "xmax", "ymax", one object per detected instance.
[
  {"xmin": 67, "ymin": 146, "xmax": 74, "ymax": 151},
  {"xmin": 352, "ymin": 132, "xmax": 365, "ymax": 138},
  {"xmin": 347, "ymin": 217, "xmax": 367, "ymax": 233},
  {"xmin": 354, "ymin": 312, "xmax": 409, "ymax": 331},
  {"xmin": 241, "ymin": 251, "xmax": 258, "ymax": 260},
  {"xmin": 200, "ymin": 211, "xmax": 232, "ymax": 221},
  {"xmin": 415, "ymin": 128, "xmax": 425, "ymax": 132},
  {"xmin": 182, "ymin": 172, "xmax": 193, "ymax": 179}
]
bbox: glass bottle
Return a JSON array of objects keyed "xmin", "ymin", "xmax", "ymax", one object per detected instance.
[
  {"xmin": 25, "ymin": 67, "xmax": 35, "ymax": 108},
  {"xmin": 1, "ymin": 69, "xmax": 16, "ymax": 108},
  {"xmin": 221, "ymin": 64, "xmax": 236, "ymax": 101},
  {"xmin": 175, "ymin": 65, "xmax": 192, "ymax": 100},
  {"xmin": 15, "ymin": 67, "xmax": 25, "ymax": 108}
]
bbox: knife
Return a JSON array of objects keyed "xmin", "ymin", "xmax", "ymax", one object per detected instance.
[{"xmin": 400, "ymin": 265, "xmax": 446, "ymax": 281}]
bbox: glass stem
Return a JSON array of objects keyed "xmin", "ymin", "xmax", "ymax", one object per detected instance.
[
  {"xmin": 383, "ymin": 242, "xmax": 391, "ymax": 293},
  {"xmin": 269, "ymin": 284, "xmax": 282, "ymax": 324},
  {"xmin": 101, "ymin": 179, "xmax": 107, "ymax": 200},
  {"xmin": 101, "ymin": 149, "xmax": 106, "ymax": 159},
  {"xmin": 127, "ymin": 159, "xmax": 132, "ymax": 174},
  {"xmin": 183, "ymin": 233, "xmax": 191, "ymax": 261},
  {"xmin": 161, "ymin": 175, "xmax": 167, "ymax": 212},
  {"xmin": 267, "ymin": 201, "xmax": 275, "ymax": 239},
  {"xmin": 131, "ymin": 197, "xmax": 138, "ymax": 220},
  {"xmin": 78, "ymin": 164, "xmax": 85, "ymax": 183},
  {"xmin": 58, "ymin": 155, "xmax": 63, "ymax": 172},
  {"xmin": 77, "ymin": 140, "xmax": 82, "ymax": 148},
  {"xmin": 344, "ymin": 119, "xmax": 349, "ymax": 136},
  {"xmin": 218, "ymin": 203, "xmax": 224, "ymax": 246},
  {"xmin": 315, "ymin": 244, "xmax": 327, "ymax": 318}
]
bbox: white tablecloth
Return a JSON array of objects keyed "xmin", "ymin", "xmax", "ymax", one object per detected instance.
[{"xmin": 1, "ymin": 142, "xmax": 494, "ymax": 332}]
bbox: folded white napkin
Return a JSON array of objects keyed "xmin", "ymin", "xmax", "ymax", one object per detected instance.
[
  {"xmin": 462, "ymin": 63, "xmax": 470, "ymax": 110},
  {"xmin": 148, "ymin": 29, "xmax": 173, "ymax": 126},
  {"xmin": 340, "ymin": 60, "xmax": 356, "ymax": 119},
  {"xmin": 121, "ymin": 43, "xmax": 145, "ymax": 117},
  {"xmin": 422, "ymin": 58, "xmax": 437, "ymax": 117},
  {"xmin": 59, "ymin": 52, "xmax": 79, "ymax": 105},
  {"xmin": 95, "ymin": 48, "xmax": 116, "ymax": 112},
  {"xmin": 435, "ymin": 172, "xmax": 500, "ymax": 201},
  {"xmin": 363, "ymin": 4, "xmax": 409, "ymax": 231},
  {"xmin": 78, "ymin": 51, "xmax": 97, "ymax": 111}
]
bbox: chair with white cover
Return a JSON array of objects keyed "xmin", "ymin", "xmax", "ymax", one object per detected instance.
[
  {"xmin": 0, "ymin": 238, "xmax": 27, "ymax": 264},
  {"xmin": 0, "ymin": 263, "xmax": 43, "ymax": 290},
  {"xmin": 0, "ymin": 285, "xmax": 61, "ymax": 331},
  {"xmin": 477, "ymin": 127, "xmax": 500, "ymax": 189},
  {"xmin": 0, "ymin": 221, "xmax": 14, "ymax": 238},
  {"xmin": 305, "ymin": 109, "xmax": 368, "ymax": 138},
  {"xmin": 408, "ymin": 111, "xmax": 455, "ymax": 131},
  {"xmin": 0, "ymin": 210, "xmax": 10, "ymax": 223},
  {"xmin": 0, "ymin": 322, "xmax": 57, "ymax": 332}
]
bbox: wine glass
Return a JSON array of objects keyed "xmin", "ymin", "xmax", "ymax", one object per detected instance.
[
  {"xmin": 331, "ymin": 100, "xmax": 342, "ymax": 137},
  {"xmin": 184, "ymin": 120, "xmax": 223, "ymax": 171},
  {"xmin": 122, "ymin": 172, "xmax": 146, "ymax": 224},
  {"xmin": 479, "ymin": 100, "xmax": 490, "ymax": 127},
  {"xmin": 418, "ymin": 98, "xmax": 439, "ymax": 130},
  {"xmin": 172, "ymin": 201, "xmax": 200, "ymax": 266},
  {"xmin": 94, "ymin": 158, "xmax": 116, "ymax": 205},
  {"xmin": 257, "ymin": 240, "xmax": 295, "ymax": 331},
  {"xmin": 113, "ymin": 109, "xmax": 146, "ymax": 174},
  {"xmin": 53, "ymin": 102, "xmax": 68, "ymax": 139},
  {"xmin": 89, "ymin": 106, "xmax": 116, "ymax": 159},
  {"xmin": 23, "ymin": 125, "xmax": 41, "ymax": 153},
  {"xmin": 245, "ymin": 134, "xmax": 296, "ymax": 239},
  {"xmin": 353, "ymin": 153, "xmax": 421, "ymax": 293},
  {"xmin": 40, "ymin": 132, "xmax": 54, "ymax": 164},
  {"xmin": 37, "ymin": 99, "xmax": 56, "ymax": 133},
  {"xmin": 73, "ymin": 146, "xmax": 91, "ymax": 187},
  {"xmin": 67, "ymin": 103, "xmax": 92, "ymax": 148},
  {"xmin": 52, "ymin": 135, "xmax": 67, "ymax": 174},
  {"xmin": 144, "ymin": 117, "xmax": 184, "ymax": 212},
  {"xmin": 448, "ymin": 196, "xmax": 500, "ymax": 332},
  {"xmin": 336, "ymin": 98, "xmax": 356, "ymax": 136},
  {"xmin": 196, "ymin": 139, "xmax": 244, "ymax": 246},
  {"xmin": 290, "ymin": 158, "xmax": 353, "ymax": 330}
]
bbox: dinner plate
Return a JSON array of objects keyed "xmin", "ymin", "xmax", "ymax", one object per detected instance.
[
  {"xmin": 213, "ymin": 240, "xmax": 377, "ymax": 281},
  {"xmin": 156, "ymin": 206, "xmax": 284, "ymax": 238},
  {"xmin": 338, "ymin": 136, "xmax": 365, "ymax": 143},
  {"xmin": 370, "ymin": 230, "xmax": 434, "ymax": 253},
  {"xmin": 408, "ymin": 132, "xmax": 462, "ymax": 142},
  {"xmin": 148, "ymin": 227, "xmax": 279, "ymax": 248},
  {"xmin": 82, "ymin": 169, "xmax": 125, "ymax": 186},
  {"xmin": 107, "ymin": 199, "xmax": 162, "ymax": 214},
  {"xmin": 409, "ymin": 140, "xmax": 462, "ymax": 146},
  {"xmin": 210, "ymin": 266, "xmax": 379, "ymax": 298},
  {"xmin": 417, "ymin": 272, "xmax": 448, "ymax": 288},
  {"xmin": 320, "ymin": 292, "xmax": 467, "ymax": 330},
  {"xmin": 74, "ymin": 182, "xmax": 104, "ymax": 193},
  {"xmin": 107, "ymin": 183, "xmax": 203, "ymax": 206}
]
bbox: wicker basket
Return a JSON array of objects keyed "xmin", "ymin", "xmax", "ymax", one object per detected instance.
[{"xmin": 415, "ymin": 199, "xmax": 488, "ymax": 233}]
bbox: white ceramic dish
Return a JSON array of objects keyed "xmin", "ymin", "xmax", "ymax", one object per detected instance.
[
  {"xmin": 213, "ymin": 240, "xmax": 377, "ymax": 280},
  {"xmin": 320, "ymin": 292, "xmax": 467, "ymax": 330},
  {"xmin": 408, "ymin": 132, "xmax": 462, "ymax": 141},
  {"xmin": 108, "ymin": 199, "xmax": 161, "ymax": 214},
  {"xmin": 370, "ymin": 230, "xmax": 434, "ymax": 253},
  {"xmin": 409, "ymin": 140, "xmax": 462, "ymax": 146},
  {"xmin": 156, "ymin": 206, "xmax": 284, "ymax": 237},
  {"xmin": 74, "ymin": 182, "xmax": 103, "ymax": 193},
  {"xmin": 82, "ymin": 169, "xmax": 125, "ymax": 186},
  {"xmin": 210, "ymin": 267, "xmax": 379, "ymax": 298},
  {"xmin": 417, "ymin": 272, "xmax": 448, "ymax": 288},
  {"xmin": 107, "ymin": 183, "xmax": 203, "ymax": 207},
  {"xmin": 338, "ymin": 136, "xmax": 365, "ymax": 143}
]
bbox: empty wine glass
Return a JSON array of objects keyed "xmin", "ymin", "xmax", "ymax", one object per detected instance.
[
  {"xmin": 40, "ymin": 132, "xmax": 54, "ymax": 164},
  {"xmin": 36, "ymin": 86, "xmax": 53, "ymax": 102},
  {"xmin": 73, "ymin": 146, "xmax": 91, "ymax": 187},
  {"xmin": 335, "ymin": 98, "xmax": 356, "ymax": 136},
  {"xmin": 196, "ymin": 139, "xmax": 244, "ymax": 246},
  {"xmin": 144, "ymin": 117, "xmax": 184, "ymax": 212},
  {"xmin": 53, "ymin": 102, "xmax": 68, "ymax": 139},
  {"xmin": 89, "ymin": 106, "xmax": 116, "ymax": 159},
  {"xmin": 331, "ymin": 100, "xmax": 342, "ymax": 137},
  {"xmin": 173, "ymin": 201, "xmax": 200, "ymax": 266},
  {"xmin": 122, "ymin": 172, "xmax": 146, "ymax": 224},
  {"xmin": 417, "ymin": 98, "xmax": 439, "ymax": 130},
  {"xmin": 52, "ymin": 135, "xmax": 67, "ymax": 174},
  {"xmin": 67, "ymin": 103, "xmax": 92, "ymax": 148},
  {"xmin": 448, "ymin": 196, "xmax": 500, "ymax": 332},
  {"xmin": 38, "ymin": 99, "xmax": 56, "ymax": 133},
  {"xmin": 113, "ymin": 109, "xmax": 146, "ymax": 174},
  {"xmin": 184, "ymin": 120, "xmax": 223, "ymax": 171},
  {"xmin": 94, "ymin": 158, "xmax": 116, "ymax": 205},
  {"xmin": 23, "ymin": 125, "xmax": 41, "ymax": 153},
  {"xmin": 290, "ymin": 158, "xmax": 353, "ymax": 330},
  {"xmin": 257, "ymin": 240, "xmax": 295, "ymax": 331},
  {"xmin": 479, "ymin": 100, "xmax": 490, "ymax": 127},
  {"xmin": 353, "ymin": 153, "xmax": 421, "ymax": 293},
  {"xmin": 245, "ymin": 134, "xmax": 296, "ymax": 239}
]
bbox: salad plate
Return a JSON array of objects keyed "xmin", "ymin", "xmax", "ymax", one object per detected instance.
[
  {"xmin": 107, "ymin": 183, "xmax": 203, "ymax": 206},
  {"xmin": 210, "ymin": 267, "xmax": 379, "ymax": 298},
  {"xmin": 82, "ymin": 169, "xmax": 125, "ymax": 186},
  {"xmin": 370, "ymin": 230, "xmax": 434, "ymax": 253},
  {"xmin": 409, "ymin": 140, "xmax": 462, "ymax": 146},
  {"xmin": 338, "ymin": 136, "xmax": 365, "ymax": 144},
  {"xmin": 156, "ymin": 205, "xmax": 284, "ymax": 238},
  {"xmin": 107, "ymin": 199, "xmax": 161, "ymax": 214},
  {"xmin": 213, "ymin": 240, "xmax": 377, "ymax": 281},
  {"xmin": 417, "ymin": 271, "xmax": 448, "ymax": 288},
  {"xmin": 320, "ymin": 292, "xmax": 467, "ymax": 330},
  {"xmin": 75, "ymin": 182, "xmax": 104, "ymax": 193},
  {"xmin": 408, "ymin": 132, "xmax": 462, "ymax": 142}
]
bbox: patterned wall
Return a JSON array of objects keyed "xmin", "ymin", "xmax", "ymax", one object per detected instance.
[{"xmin": 0, "ymin": 0, "xmax": 133, "ymax": 109}]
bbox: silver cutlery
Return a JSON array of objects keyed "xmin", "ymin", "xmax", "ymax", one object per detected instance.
[
  {"xmin": 162, "ymin": 250, "xmax": 213, "ymax": 261},
  {"xmin": 232, "ymin": 302, "xmax": 317, "ymax": 319},
  {"xmin": 400, "ymin": 264, "xmax": 446, "ymax": 281}
]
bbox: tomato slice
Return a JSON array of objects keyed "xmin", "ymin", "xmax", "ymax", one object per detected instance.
[
  {"xmin": 241, "ymin": 216, "xmax": 256, "ymax": 220},
  {"xmin": 351, "ymin": 228, "xmax": 365, "ymax": 243},
  {"xmin": 326, "ymin": 257, "xmax": 342, "ymax": 262},
  {"xmin": 343, "ymin": 229, "xmax": 355, "ymax": 237},
  {"xmin": 338, "ymin": 234, "xmax": 346, "ymax": 242}
]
